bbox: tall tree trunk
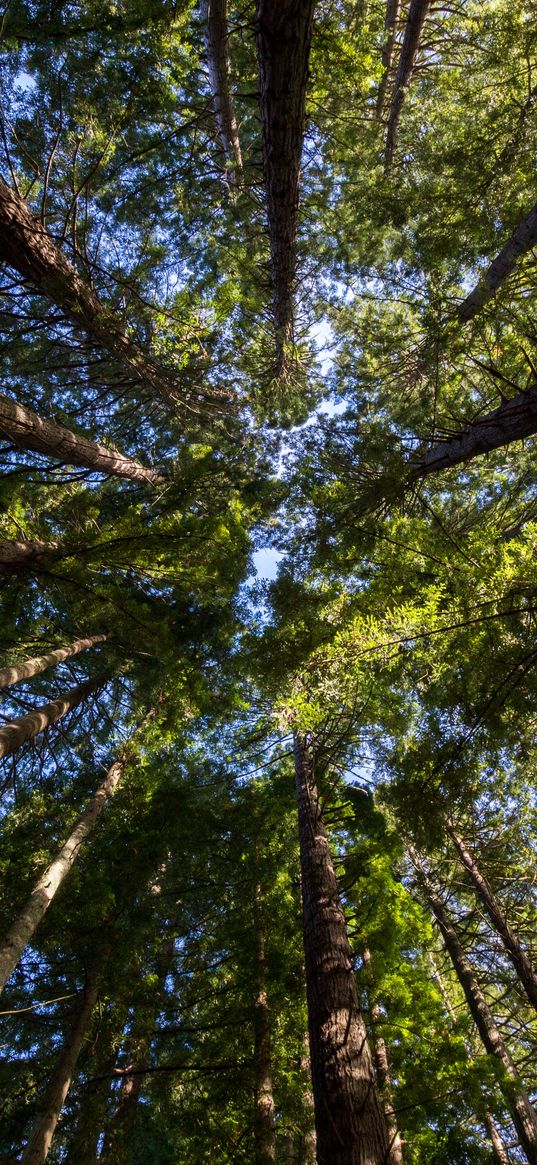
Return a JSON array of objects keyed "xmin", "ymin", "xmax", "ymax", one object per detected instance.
[
  {"xmin": 0, "ymin": 180, "xmax": 221, "ymax": 416},
  {"xmin": 99, "ymin": 1038, "xmax": 149, "ymax": 1164},
  {"xmin": 0, "ymin": 753, "xmax": 126, "ymax": 993},
  {"xmin": 0, "ymin": 633, "xmax": 107, "ymax": 691},
  {"xmin": 64, "ymin": 1010, "xmax": 121, "ymax": 1165},
  {"xmin": 293, "ymin": 733, "xmax": 389, "ymax": 1165},
  {"xmin": 253, "ymin": 881, "xmax": 276, "ymax": 1165},
  {"xmin": 21, "ymin": 964, "xmax": 104, "ymax": 1165},
  {"xmin": 256, "ymin": 1, "xmax": 315, "ymax": 373},
  {"xmin": 459, "ymin": 202, "xmax": 537, "ymax": 322},
  {"xmin": 362, "ymin": 948, "xmax": 404, "ymax": 1164},
  {"xmin": 376, "ymin": 0, "xmax": 401, "ymax": 118},
  {"xmin": 200, "ymin": 0, "xmax": 243, "ymax": 182},
  {"xmin": 0, "ymin": 678, "xmax": 99, "ymax": 760},
  {"xmin": 448, "ymin": 825, "xmax": 537, "ymax": 1014},
  {"xmin": 0, "ymin": 538, "xmax": 61, "ymax": 574},
  {"xmin": 411, "ymin": 848, "xmax": 537, "ymax": 1165},
  {"xmin": 0, "ymin": 389, "xmax": 167, "ymax": 484},
  {"xmin": 384, "ymin": 0, "xmax": 431, "ymax": 169},
  {"xmin": 412, "ymin": 383, "xmax": 537, "ymax": 477},
  {"xmin": 484, "ymin": 1109, "xmax": 511, "ymax": 1165}
]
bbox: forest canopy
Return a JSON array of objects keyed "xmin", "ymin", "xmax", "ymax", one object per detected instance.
[{"xmin": 1, "ymin": 2, "xmax": 537, "ymax": 1163}]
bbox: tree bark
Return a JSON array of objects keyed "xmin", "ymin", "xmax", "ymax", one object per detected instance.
[
  {"xmin": 411, "ymin": 848, "xmax": 537, "ymax": 1165},
  {"xmin": 293, "ymin": 733, "xmax": 389, "ymax": 1165},
  {"xmin": 459, "ymin": 202, "xmax": 537, "ymax": 322},
  {"xmin": 412, "ymin": 383, "xmax": 537, "ymax": 477},
  {"xmin": 0, "ymin": 538, "xmax": 61, "ymax": 574},
  {"xmin": 0, "ymin": 678, "xmax": 99, "ymax": 760},
  {"xmin": 448, "ymin": 825, "xmax": 537, "ymax": 1014},
  {"xmin": 0, "ymin": 753, "xmax": 126, "ymax": 993},
  {"xmin": 253, "ymin": 881, "xmax": 276, "ymax": 1165},
  {"xmin": 0, "ymin": 179, "xmax": 216, "ymax": 415},
  {"xmin": 376, "ymin": 0, "xmax": 401, "ymax": 119},
  {"xmin": 384, "ymin": 0, "xmax": 431, "ymax": 169},
  {"xmin": 21, "ymin": 965, "xmax": 103, "ymax": 1165},
  {"xmin": 0, "ymin": 389, "xmax": 167, "ymax": 484},
  {"xmin": 484, "ymin": 1109, "xmax": 511, "ymax": 1165},
  {"xmin": 256, "ymin": 1, "xmax": 315, "ymax": 373},
  {"xmin": 0, "ymin": 634, "xmax": 107, "ymax": 691},
  {"xmin": 200, "ymin": 0, "xmax": 243, "ymax": 182},
  {"xmin": 363, "ymin": 948, "xmax": 404, "ymax": 1164}
]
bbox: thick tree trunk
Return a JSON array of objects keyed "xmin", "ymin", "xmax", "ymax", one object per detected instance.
[
  {"xmin": 0, "ymin": 753, "xmax": 126, "ymax": 993},
  {"xmin": 0, "ymin": 180, "xmax": 216, "ymax": 415},
  {"xmin": 484, "ymin": 1109, "xmax": 510, "ymax": 1165},
  {"xmin": 0, "ymin": 538, "xmax": 61, "ymax": 574},
  {"xmin": 0, "ymin": 678, "xmax": 99, "ymax": 760},
  {"xmin": 200, "ymin": 0, "xmax": 243, "ymax": 181},
  {"xmin": 376, "ymin": 0, "xmax": 401, "ymax": 118},
  {"xmin": 293, "ymin": 733, "xmax": 389, "ymax": 1165},
  {"xmin": 363, "ymin": 949, "xmax": 404, "ymax": 1165},
  {"xmin": 449, "ymin": 826, "xmax": 537, "ymax": 1014},
  {"xmin": 411, "ymin": 848, "xmax": 537, "ymax": 1165},
  {"xmin": 0, "ymin": 389, "xmax": 167, "ymax": 484},
  {"xmin": 459, "ymin": 202, "xmax": 537, "ymax": 322},
  {"xmin": 256, "ymin": 1, "xmax": 315, "ymax": 373},
  {"xmin": 0, "ymin": 634, "xmax": 107, "ymax": 691},
  {"xmin": 21, "ymin": 965, "xmax": 103, "ymax": 1165},
  {"xmin": 384, "ymin": 0, "xmax": 431, "ymax": 168},
  {"xmin": 253, "ymin": 881, "xmax": 276, "ymax": 1165},
  {"xmin": 412, "ymin": 383, "xmax": 537, "ymax": 477}
]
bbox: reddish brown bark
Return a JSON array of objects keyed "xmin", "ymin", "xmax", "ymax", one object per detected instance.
[
  {"xmin": 411, "ymin": 848, "xmax": 537, "ymax": 1165},
  {"xmin": 256, "ymin": 1, "xmax": 315, "ymax": 372},
  {"xmin": 412, "ymin": 383, "xmax": 537, "ymax": 477},
  {"xmin": 384, "ymin": 0, "xmax": 431, "ymax": 168},
  {"xmin": 294, "ymin": 734, "xmax": 389, "ymax": 1165},
  {"xmin": 376, "ymin": 0, "xmax": 401, "ymax": 118},
  {"xmin": 363, "ymin": 949, "xmax": 404, "ymax": 1164},
  {"xmin": 0, "ymin": 389, "xmax": 167, "ymax": 484},
  {"xmin": 0, "ymin": 180, "xmax": 224, "ymax": 415},
  {"xmin": 449, "ymin": 826, "xmax": 537, "ymax": 1015},
  {"xmin": 201, "ymin": 0, "xmax": 243, "ymax": 181}
]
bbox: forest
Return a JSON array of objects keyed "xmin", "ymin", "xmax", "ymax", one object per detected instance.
[{"xmin": 0, "ymin": 1, "xmax": 536, "ymax": 1162}]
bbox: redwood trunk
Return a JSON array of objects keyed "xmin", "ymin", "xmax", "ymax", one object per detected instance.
[
  {"xmin": 449, "ymin": 826, "xmax": 537, "ymax": 1014},
  {"xmin": 413, "ymin": 383, "xmax": 537, "ymax": 477},
  {"xmin": 384, "ymin": 0, "xmax": 431, "ymax": 168},
  {"xmin": 459, "ymin": 202, "xmax": 537, "ymax": 322},
  {"xmin": 201, "ymin": 0, "xmax": 243, "ymax": 181},
  {"xmin": 0, "ymin": 754, "xmax": 126, "ymax": 992},
  {"xmin": 363, "ymin": 949, "xmax": 404, "ymax": 1164},
  {"xmin": 412, "ymin": 849, "xmax": 537, "ymax": 1165},
  {"xmin": 21, "ymin": 966, "xmax": 103, "ymax": 1165},
  {"xmin": 376, "ymin": 0, "xmax": 401, "ymax": 118},
  {"xmin": 0, "ymin": 389, "xmax": 167, "ymax": 484},
  {"xmin": 0, "ymin": 538, "xmax": 61, "ymax": 574},
  {"xmin": 293, "ymin": 734, "xmax": 389, "ymax": 1165},
  {"xmin": 253, "ymin": 881, "xmax": 276, "ymax": 1165},
  {"xmin": 256, "ymin": 1, "xmax": 315, "ymax": 372},
  {"xmin": 0, "ymin": 634, "xmax": 107, "ymax": 691},
  {"xmin": 484, "ymin": 1109, "xmax": 510, "ymax": 1165},
  {"xmin": 0, "ymin": 180, "xmax": 207, "ymax": 413},
  {"xmin": 0, "ymin": 678, "xmax": 99, "ymax": 760}
]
